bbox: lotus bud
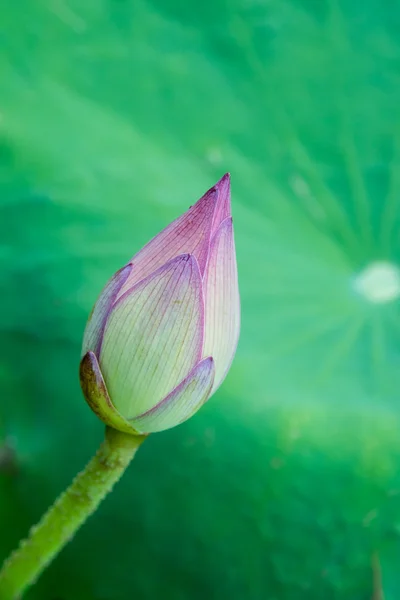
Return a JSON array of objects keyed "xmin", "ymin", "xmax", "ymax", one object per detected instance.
[{"xmin": 80, "ymin": 174, "xmax": 240, "ymax": 435}]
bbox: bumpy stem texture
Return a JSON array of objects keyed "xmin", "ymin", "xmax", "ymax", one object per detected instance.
[{"xmin": 0, "ymin": 427, "xmax": 145, "ymax": 600}]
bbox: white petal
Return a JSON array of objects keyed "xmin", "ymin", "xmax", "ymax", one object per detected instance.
[
  {"xmin": 99, "ymin": 254, "xmax": 204, "ymax": 418},
  {"xmin": 203, "ymin": 218, "xmax": 240, "ymax": 392},
  {"xmin": 131, "ymin": 357, "xmax": 215, "ymax": 433}
]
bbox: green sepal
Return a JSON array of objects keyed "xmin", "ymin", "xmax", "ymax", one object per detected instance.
[{"xmin": 79, "ymin": 351, "xmax": 142, "ymax": 436}]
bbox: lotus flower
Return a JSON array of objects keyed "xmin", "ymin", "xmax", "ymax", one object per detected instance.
[{"xmin": 80, "ymin": 174, "xmax": 240, "ymax": 435}]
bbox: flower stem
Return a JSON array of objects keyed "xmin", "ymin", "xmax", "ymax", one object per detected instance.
[{"xmin": 0, "ymin": 427, "xmax": 145, "ymax": 600}]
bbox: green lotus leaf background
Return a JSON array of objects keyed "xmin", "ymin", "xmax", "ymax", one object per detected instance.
[{"xmin": 1, "ymin": 0, "xmax": 400, "ymax": 598}]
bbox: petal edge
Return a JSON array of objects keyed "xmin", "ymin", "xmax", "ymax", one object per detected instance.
[
  {"xmin": 131, "ymin": 357, "xmax": 215, "ymax": 433},
  {"xmin": 82, "ymin": 264, "xmax": 132, "ymax": 357},
  {"xmin": 212, "ymin": 173, "xmax": 231, "ymax": 235}
]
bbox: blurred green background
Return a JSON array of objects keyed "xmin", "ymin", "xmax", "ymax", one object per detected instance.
[{"xmin": 1, "ymin": 0, "xmax": 400, "ymax": 598}]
